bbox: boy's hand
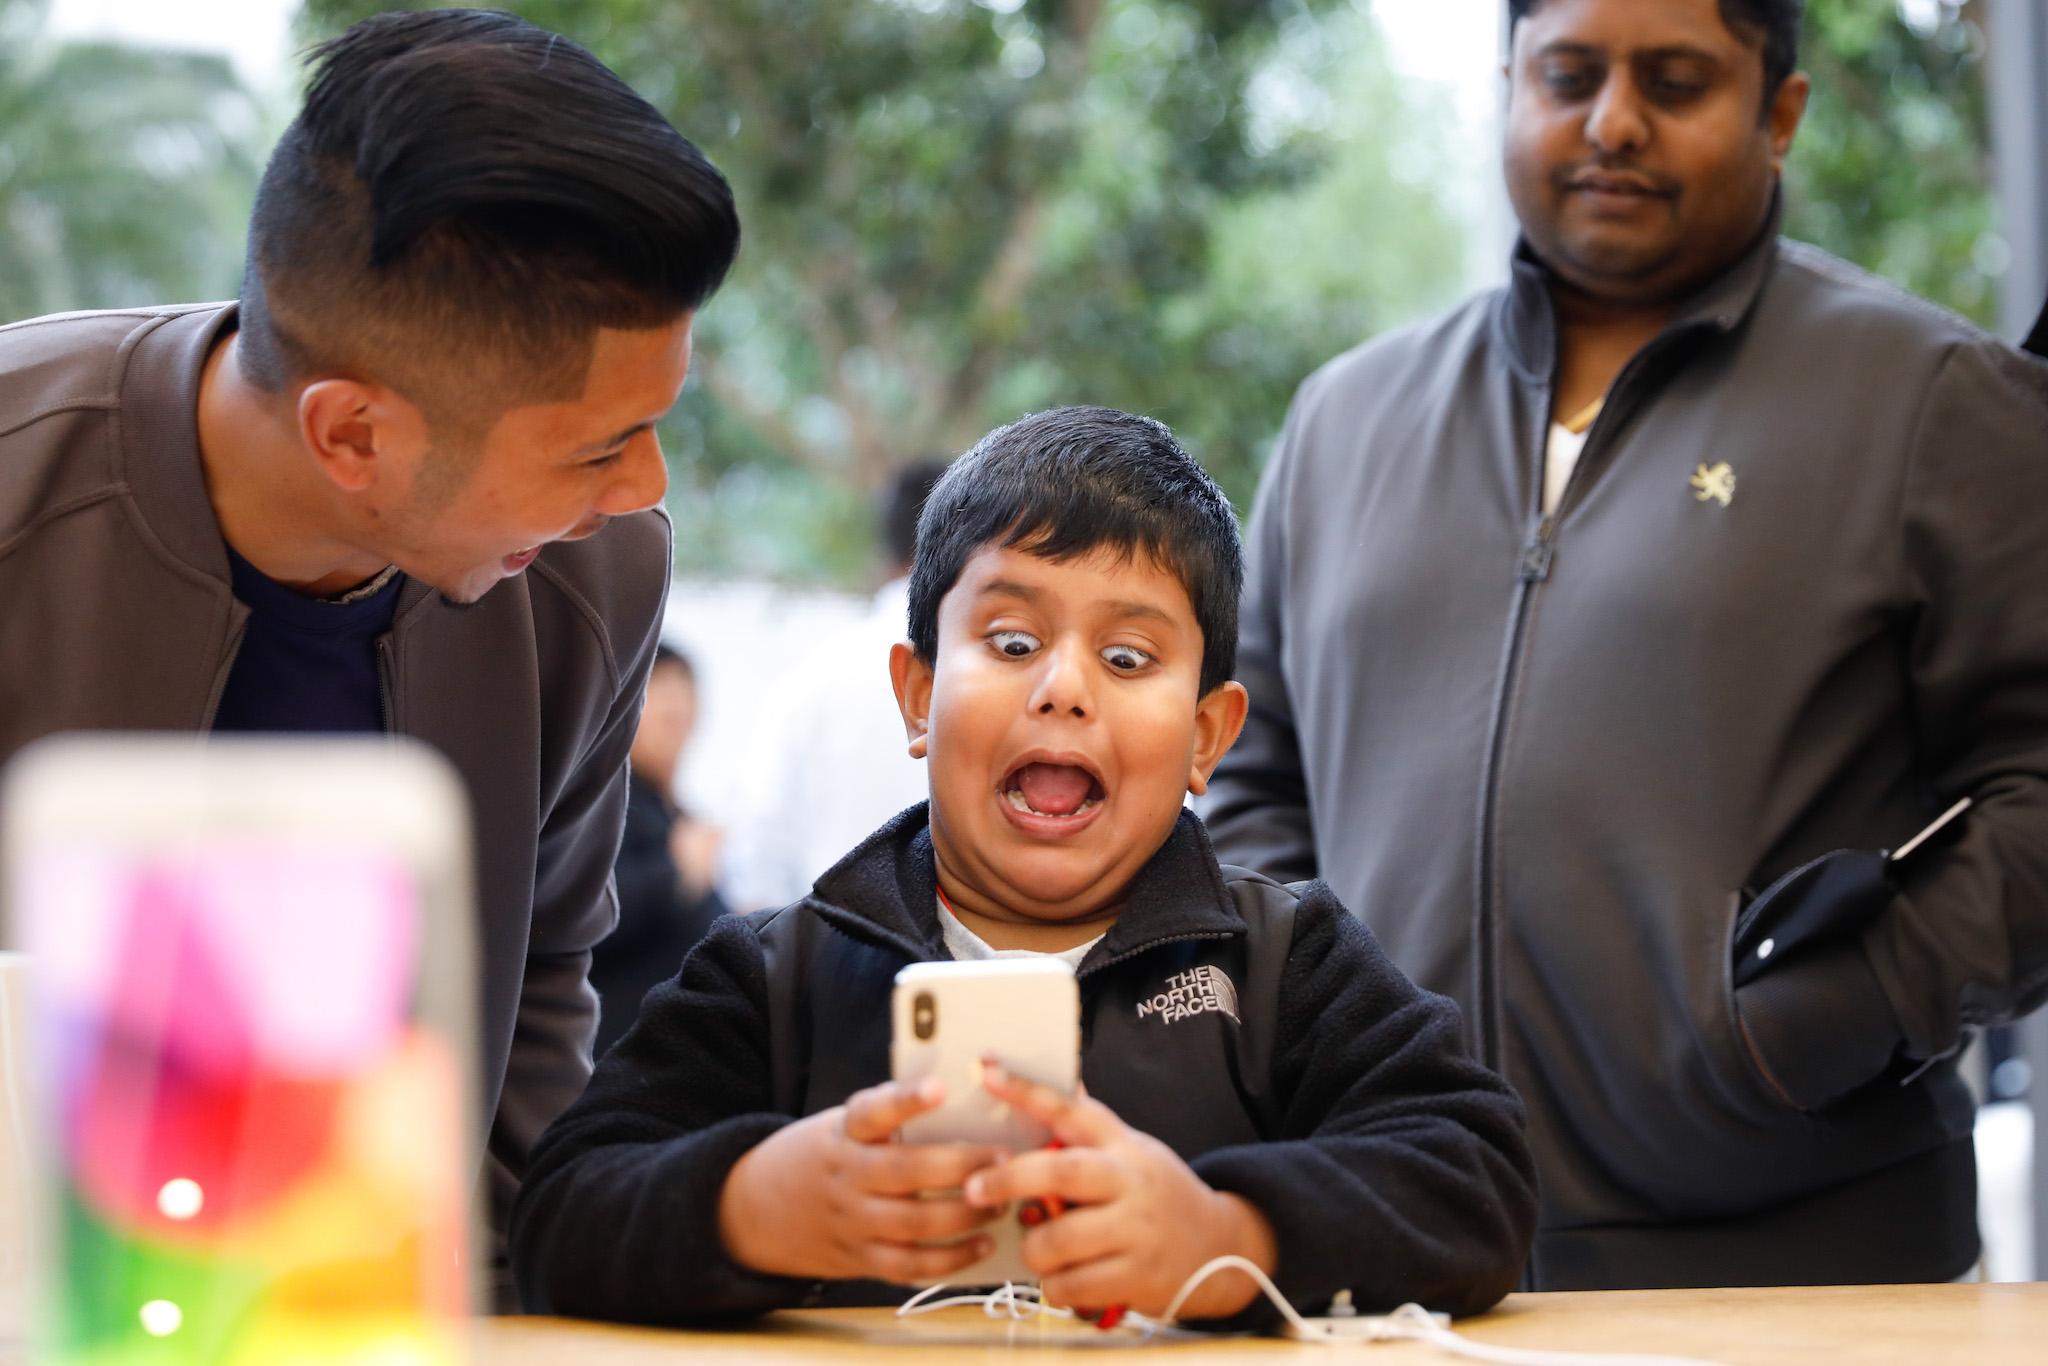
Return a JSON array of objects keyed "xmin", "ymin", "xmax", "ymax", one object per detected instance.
[
  {"xmin": 964, "ymin": 1063, "xmax": 1278, "ymax": 1320},
  {"xmin": 718, "ymin": 1078, "xmax": 1003, "ymax": 1284}
]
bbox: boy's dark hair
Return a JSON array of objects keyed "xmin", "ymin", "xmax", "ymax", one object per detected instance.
[
  {"xmin": 238, "ymin": 9, "xmax": 739, "ymax": 445},
  {"xmin": 1508, "ymin": 0, "xmax": 1803, "ymax": 103},
  {"xmin": 881, "ymin": 460, "xmax": 950, "ymax": 571},
  {"xmin": 908, "ymin": 407, "xmax": 1241, "ymax": 697}
]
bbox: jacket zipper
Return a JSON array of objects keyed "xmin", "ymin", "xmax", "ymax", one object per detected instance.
[
  {"xmin": 1470, "ymin": 340, "xmax": 1666, "ymax": 1072},
  {"xmin": 1473, "ymin": 512, "xmax": 1550, "ymax": 1072}
]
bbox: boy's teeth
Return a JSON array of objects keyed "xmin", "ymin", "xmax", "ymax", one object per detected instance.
[{"xmin": 1004, "ymin": 787, "xmax": 1101, "ymax": 818}]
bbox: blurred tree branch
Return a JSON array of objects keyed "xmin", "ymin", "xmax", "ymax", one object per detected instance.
[
  {"xmin": 5, "ymin": 0, "xmax": 2007, "ymax": 586},
  {"xmin": 0, "ymin": 0, "xmax": 263, "ymax": 321},
  {"xmin": 293, "ymin": 0, "xmax": 1474, "ymax": 583},
  {"xmin": 1787, "ymin": 0, "xmax": 1995, "ymax": 326}
]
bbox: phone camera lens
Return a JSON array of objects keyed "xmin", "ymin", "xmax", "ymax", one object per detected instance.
[{"xmin": 912, "ymin": 991, "xmax": 936, "ymax": 1040}]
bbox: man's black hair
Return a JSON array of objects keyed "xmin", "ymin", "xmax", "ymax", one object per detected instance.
[
  {"xmin": 1508, "ymin": 0, "xmax": 1803, "ymax": 101},
  {"xmin": 881, "ymin": 460, "xmax": 950, "ymax": 571},
  {"xmin": 908, "ymin": 407, "xmax": 1241, "ymax": 697},
  {"xmin": 238, "ymin": 8, "xmax": 739, "ymax": 433}
]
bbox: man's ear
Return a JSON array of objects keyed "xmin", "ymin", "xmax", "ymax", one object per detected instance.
[
  {"xmin": 1186, "ymin": 680, "xmax": 1249, "ymax": 797},
  {"xmin": 889, "ymin": 642, "xmax": 934, "ymax": 761},
  {"xmin": 1766, "ymin": 71, "xmax": 1810, "ymax": 173},
  {"xmin": 297, "ymin": 378, "xmax": 429, "ymax": 494}
]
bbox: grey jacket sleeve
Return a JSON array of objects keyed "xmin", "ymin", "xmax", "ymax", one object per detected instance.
[
  {"xmin": 1199, "ymin": 390, "xmax": 1319, "ymax": 883},
  {"xmin": 1878, "ymin": 340, "xmax": 2048, "ymax": 1047},
  {"xmin": 487, "ymin": 562, "xmax": 669, "ymax": 1278},
  {"xmin": 1741, "ymin": 339, "xmax": 2048, "ymax": 1107}
]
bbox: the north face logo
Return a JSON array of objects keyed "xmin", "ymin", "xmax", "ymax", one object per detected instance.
[{"xmin": 1136, "ymin": 966, "xmax": 1239, "ymax": 1025}]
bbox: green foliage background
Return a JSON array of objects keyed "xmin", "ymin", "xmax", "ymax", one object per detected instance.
[
  {"xmin": 294, "ymin": 0, "xmax": 1473, "ymax": 582},
  {"xmin": 1789, "ymin": 0, "xmax": 1997, "ymax": 326},
  {"xmin": 0, "ymin": 0, "xmax": 265, "ymax": 321},
  {"xmin": 0, "ymin": 0, "xmax": 2012, "ymax": 583}
]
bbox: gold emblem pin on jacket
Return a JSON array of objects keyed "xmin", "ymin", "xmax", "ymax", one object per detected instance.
[{"xmin": 1690, "ymin": 462, "xmax": 1736, "ymax": 507}]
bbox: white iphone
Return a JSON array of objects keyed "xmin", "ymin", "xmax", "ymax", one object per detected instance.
[{"xmin": 889, "ymin": 958, "xmax": 1080, "ymax": 1286}]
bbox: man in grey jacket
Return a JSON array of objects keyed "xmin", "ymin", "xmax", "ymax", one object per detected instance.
[
  {"xmin": 1204, "ymin": 0, "xmax": 2048, "ymax": 1288},
  {"xmin": 0, "ymin": 11, "xmax": 738, "ymax": 1300}
]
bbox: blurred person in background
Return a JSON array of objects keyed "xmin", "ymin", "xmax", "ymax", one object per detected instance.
[
  {"xmin": 725, "ymin": 461, "xmax": 949, "ymax": 910},
  {"xmin": 592, "ymin": 644, "xmax": 728, "ymax": 1057},
  {"xmin": 0, "ymin": 9, "xmax": 738, "ymax": 1303},
  {"xmin": 1205, "ymin": 0, "xmax": 2048, "ymax": 1288}
]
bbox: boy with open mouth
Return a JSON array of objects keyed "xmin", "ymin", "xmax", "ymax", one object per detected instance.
[{"xmin": 510, "ymin": 406, "xmax": 1536, "ymax": 1326}]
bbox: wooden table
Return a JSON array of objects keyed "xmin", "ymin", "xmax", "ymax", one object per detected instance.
[{"xmin": 479, "ymin": 1283, "xmax": 2048, "ymax": 1364}]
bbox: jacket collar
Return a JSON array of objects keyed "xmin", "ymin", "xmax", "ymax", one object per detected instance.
[
  {"xmin": 118, "ymin": 304, "xmax": 240, "ymax": 588},
  {"xmin": 120, "ymin": 302, "xmax": 443, "ymax": 623},
  {"xmin": 804, "ymin": 803, "xmax": 1247, "ymax": 975},
  {"xmin": 1495, "ymin": 191, "xmax": 1785, "ymax": 384}
]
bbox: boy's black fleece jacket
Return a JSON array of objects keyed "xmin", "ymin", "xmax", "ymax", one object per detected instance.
[{"xmin": 511, "ymin": 806, "xmax": 1536, "ymax": 1325}]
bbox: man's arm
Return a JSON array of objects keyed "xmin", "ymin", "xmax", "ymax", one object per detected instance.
[
  {"xmin": 1191, "ymin": 884, "xmax": 1537, "ymax": 1320},
  {"xmin": 1198, "ymin": 396, "xmax": 1319, "ymax": 883},
  {"xmin": 1874, "ymin": 341, "xmax": 2048, "ymax": 1048},
  {"xmin": 484, "ymin": 535, "xmax": 672, "ymax": 1298},
  {"xmin": 1738, "ymin": 340, "xmax": 2048, "ymax": 1108}
]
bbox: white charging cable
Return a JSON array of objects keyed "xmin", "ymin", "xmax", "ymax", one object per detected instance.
[
  {"xmin": 896, "ymin": 1279, "xmax": 1194, "ymax": 1340},
  {"xmin": 898, "ymin": 1280, "xmax": 1064, "ymax": 1322},
  {"xmin": 900, "ymin": 1256, "xmax": 1728, "ymax": 1365}
]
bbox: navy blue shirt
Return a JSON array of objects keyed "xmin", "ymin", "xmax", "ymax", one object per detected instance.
[{"xmin": 211, "ymin": 544, "xmax": 405, "ymax": 734}]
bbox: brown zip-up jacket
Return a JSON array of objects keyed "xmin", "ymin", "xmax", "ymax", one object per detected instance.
[{"xmin": 0, "ymin": 303, "xmax": 671, "ymax": 1299}]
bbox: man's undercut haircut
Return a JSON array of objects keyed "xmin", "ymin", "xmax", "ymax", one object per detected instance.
[
  {"xmin": 908, "ymin": 407, "xmax": 1242, "ymax": 698},
  {"xmin": 1508, "ymin": 0, "xmax": 1804, "ymax": 103},
  {"xmin": 237, "ymin": 8, "xmax": 740, "ymax": 437}
]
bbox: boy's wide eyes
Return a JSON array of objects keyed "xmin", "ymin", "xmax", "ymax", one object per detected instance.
[{"xmin": 984, "ymin": 630, "xmax": 1155, "ymax": 672}]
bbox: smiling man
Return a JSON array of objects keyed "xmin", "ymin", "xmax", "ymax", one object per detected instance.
[
  {"xmin": 1205, "ymin": 0, "xmax": 2048, "ymax": 1288},
  {"xmin": 0, "ymin": 9, "xmax": 737, "ymax": 1303}
]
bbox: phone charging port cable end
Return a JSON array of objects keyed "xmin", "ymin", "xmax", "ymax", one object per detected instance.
[{"xmin": 899, "ymin": 1255, "xmax": 1732, "ymax": 1365}]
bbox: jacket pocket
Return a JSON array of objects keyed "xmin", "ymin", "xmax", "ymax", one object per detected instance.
[
  {"xmin": 1730, "ymin": 939, "xmax": 1904, "ymax": 1114},
  {"xmin": 1714, "ymin": 891, "xmax": 1805, "ymax": 1117},
  {"xmin": 1600, "ymin": 888, "xmax": 1814, "ymax": 1214}
]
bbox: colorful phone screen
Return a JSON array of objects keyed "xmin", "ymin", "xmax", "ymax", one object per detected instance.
[{"xmin": 14, "ymin": 827, "xmax": 468, "ymax": 1364}]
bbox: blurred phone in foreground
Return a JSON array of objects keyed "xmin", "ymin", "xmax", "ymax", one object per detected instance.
[
  {"xmin": 0, "ymin": 736, "xmax": 477, "ymax": 1365},
  {"xmin": 890, "ymin": 958, "xmax": 1079, "ymax": 1287}
]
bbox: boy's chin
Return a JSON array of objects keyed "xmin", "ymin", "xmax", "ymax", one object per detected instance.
[{"xmin": 987, "ymin": 850, "xmax": 1127, "ymax": 916}]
